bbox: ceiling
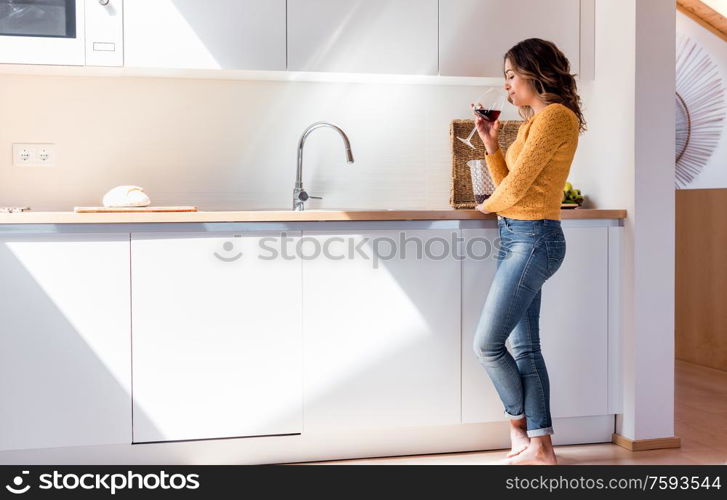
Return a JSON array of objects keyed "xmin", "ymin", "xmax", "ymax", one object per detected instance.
[
  {"xmin": 678, "ymin": 0, "xmax": 727, "ymax": 42},
  {"xmin": 701, "ymin": 0, "xmax": 727, "ymax": 16}
]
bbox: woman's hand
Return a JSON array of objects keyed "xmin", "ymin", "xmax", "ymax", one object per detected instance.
[
  {"xmin": 474, "ymin": 203, "xmax": 492, "ymax": 214},
  {"xmin": 471, "ymin": 104, "xmax": 500, "ymax": 154}
]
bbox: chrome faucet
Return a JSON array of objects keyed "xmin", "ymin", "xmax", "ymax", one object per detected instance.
[{"xmin": 293, "ymin": 121, "xmax": 355, "ymax": 211}]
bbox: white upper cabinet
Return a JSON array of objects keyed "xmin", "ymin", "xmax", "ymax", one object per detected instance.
[
  {"xmin": 439, "ymin": 0, "xmax": 588, "ymax": 78},
  {"xmin": 287, "ymin": 0, "xmax": 439, "ymax": 75},
  {"xmin": 124, "ymin": 0, "xmax": 286, "ymax": 70}
]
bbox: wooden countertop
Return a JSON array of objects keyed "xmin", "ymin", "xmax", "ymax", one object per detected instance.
[{"xmin": 0, "ymin": 208, "xmax": 627, "ymax": 224}]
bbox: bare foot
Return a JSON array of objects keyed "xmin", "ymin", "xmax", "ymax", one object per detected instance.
[
  {"xmin": 503, "ymin": 439, "xmax": 557, "ymax": 465},
  {"xmin": 506, "ymin": 418, "xmax": 530, "ymax": 458}
]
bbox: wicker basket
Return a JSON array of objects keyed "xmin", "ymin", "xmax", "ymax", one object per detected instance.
[{"xmin": 449, "ymin": 119, "xmax": 522, "ymax": 209}]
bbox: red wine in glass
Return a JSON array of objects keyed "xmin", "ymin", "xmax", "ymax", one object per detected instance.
[
  {"xmin": 458, "ymin": 89, "xmax": 507, "ymax": 149},
  {"xmin": 475, "ymin": 108, "xmax": 501, "ymax": 121}
]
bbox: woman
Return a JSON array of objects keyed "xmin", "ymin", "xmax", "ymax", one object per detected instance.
[{"xmin": 471, "ymin": 38, "xmax": 586, "ymax": 466}]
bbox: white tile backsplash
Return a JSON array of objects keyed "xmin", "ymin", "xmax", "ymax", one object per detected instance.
[{"xmin": 0, "ymin": 73, "xmax": 579, "ymax": 211}]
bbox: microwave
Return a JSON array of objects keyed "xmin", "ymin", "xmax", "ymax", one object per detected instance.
[{"xmin": 0, "ymin": 0, "xmax": 123, "ymax": 66}]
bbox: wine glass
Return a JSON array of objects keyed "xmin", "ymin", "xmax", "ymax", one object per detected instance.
[{"xmin": 457, "ymin": 87, "xmax": 508, "ymax": 149}]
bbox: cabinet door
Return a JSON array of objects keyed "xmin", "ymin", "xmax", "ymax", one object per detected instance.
[
  {"xmin": 439, "ymin": 0, "xmax": 581, "ymax": 77},
  {"xmin": 131, "ymin": 231, "xmax": 302, "ymax": 443},
  {"xmin": 287, "ymin": 0, "xmax": 438, "ymax": 75},
  {"xmin": 540, "ymin": 226, "xmax": 609, "ymax": 417},
  {"xmin": 461, "ymin": 228, "xmax": 504, "ymax": 423},
  {"xmin": 124, "ymin": 0, "xmax": 286, "ymax": 70},
  {"xmin": 462, "ymin": 226, "xmax": 609, "ymax": 423},
  {"xmin": 302, "ymin": 229, "xmax": 461, "ymax": 431},
  {"xmin": 0, "ymin": 234, "xmax": 131, "ymax": 451}
]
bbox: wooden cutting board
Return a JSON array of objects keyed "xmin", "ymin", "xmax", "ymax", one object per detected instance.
[{"xmin": 74, "ymin": 206, "xmax": 198, "ymax": 213}]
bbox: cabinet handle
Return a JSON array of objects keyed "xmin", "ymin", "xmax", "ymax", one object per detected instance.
[{"xmin": 99, "ymin": 0, "xmax": 110, "ymax": 5}]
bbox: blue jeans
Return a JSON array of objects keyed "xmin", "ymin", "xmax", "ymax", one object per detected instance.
[{"xmin": 472, "ymin": 215, "xmax": 566, "ymax": 438}]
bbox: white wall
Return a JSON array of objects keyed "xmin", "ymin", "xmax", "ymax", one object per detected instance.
[
  {"xmin": 677, "ymin": 10, "xmax": 727, "ymax": 189},
  {"xmin": 631, "ymin": 0, "xmax": 676, "ymax": 441},
  {"xmin": 571, "ymin": 6, "xmax": 635, "ymax": 213},
  {"xmin": 0, "ymin": 75, "xmax": 527, "ymax": 211},
  {"xmin": 566, "ymin": 0, "xmax": 676, "ymax": 443},
  {"xmin": 0, "ymin": 51, "xmax": 626, "ymax": 212}
]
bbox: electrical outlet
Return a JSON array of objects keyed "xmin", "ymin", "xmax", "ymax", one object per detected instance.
[
  {"xmin": 12, "ymin": 143, "xmax": 56, "ymax": 167},
  {"xmin": 15, "ymin": 145, "xmax": 31, "ymax": 164}
]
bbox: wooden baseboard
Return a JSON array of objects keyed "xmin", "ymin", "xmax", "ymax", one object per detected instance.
[{"xmin": 612, "ymin": 433, "xmax": 681, "ymax": 451}]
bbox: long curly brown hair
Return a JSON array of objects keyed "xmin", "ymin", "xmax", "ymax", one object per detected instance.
[{"xmin": 504, "ymin": 38, "xmax": 587, "ymax": 134}]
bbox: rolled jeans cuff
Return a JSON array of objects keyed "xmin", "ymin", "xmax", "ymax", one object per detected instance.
[
  {"xmin": 504, "ymin": 410, "xmax": 525, "ymax": 420},
  {"xmin": 527, "ymin": 426, "xmax": 554, "ymax": 437}
]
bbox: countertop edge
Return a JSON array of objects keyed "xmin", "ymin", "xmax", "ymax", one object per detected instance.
[{"xmin": 0, "ymin": 209, "xmax": 627, "ymax": 224}]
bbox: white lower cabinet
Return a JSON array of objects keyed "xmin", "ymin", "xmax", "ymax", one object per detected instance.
[
  {"xmin": 301, "ymin": 229, "xmax": 461, "ymax": 431},
  {"xmin": 460, "ymin": 227, "xmax": 504, "ymax": 423},
  {"xmin": 130, "ymin": 231, "xmax": 303, "ymax": 443},
  {"xmin": 462, "ymin": 226, "xmax": 609, "ymax": 423},
  {"xmin": 0, "ymin": 221, "xmax": 619, "ymax": 457},
  {"xmin": 0, "ymin": 233, "xmax": 131, "ymax": 451}
]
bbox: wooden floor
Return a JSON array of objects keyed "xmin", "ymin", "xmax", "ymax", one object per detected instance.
[{"xmin": 295, "ymin": 360, "xmax": 727, "ymax": 465}]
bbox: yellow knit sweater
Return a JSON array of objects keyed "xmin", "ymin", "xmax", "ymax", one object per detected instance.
[{"xmin": 481, "ymin": 102, "xmax": 580, "ymax": 221}]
